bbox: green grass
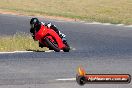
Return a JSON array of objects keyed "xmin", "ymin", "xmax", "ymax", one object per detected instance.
[
  {"xmin": 0, "ymin": 0, "xmax": 132, "ymax": 24},
  {"xmin": 0, "ymin": 33, "xmax": 48, "ymax": 52}
]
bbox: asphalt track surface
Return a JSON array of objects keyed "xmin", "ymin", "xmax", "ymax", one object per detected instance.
[{"xmin": 0, "ymin": 14, "xmax": 132, "ymax": 88}]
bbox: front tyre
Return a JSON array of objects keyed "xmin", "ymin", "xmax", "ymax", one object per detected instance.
[{"xmin": 44, "ymin": 37, "xmax": 60, "ymax": 52}]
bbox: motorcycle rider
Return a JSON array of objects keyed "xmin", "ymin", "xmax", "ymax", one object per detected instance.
[{"xmin": 30, "ymin": 17, "xmax": 67, "ymax": 48}]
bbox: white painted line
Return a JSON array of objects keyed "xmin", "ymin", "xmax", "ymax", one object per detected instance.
[
  {"xmin": 19, "ymin": 14, "xmax": 132, "ymax": 27},
  {"xmin": 125, "ymin": 25, "xmax": 132, "ymax": 28},
  {"xmin": 56, "ymin": 78, "xmax": 76, "ymax": 81},
  {"xmin": 14, "ymin": 51, "xmax": 33, "ymax": 53},
  {"xmin": 103, "ymin": 23, "xmax": 111, "ymax": 25},
  {"xmin": 0, "ymin": 47, "xmax": 76, "ymax": 54},
  {"xmin": 0, "ymin": 50, "xmax": 56, "ymax": 54},
  {"xmin": 72, "ymin": 48, "xmax": 76, "ymax": 50},
  {"xmin": 45, "ymin": 50, "xmax": 54, "ymax": 52},
  {"xmin": 0, "ymin": 52, "xmax": 14, "ymax": 54},
  {"xmin": 116, "ymin": 24, "xmax": 124, "ymax": 26},
  {"xmin": 81, "ymin": 22, "xmax": 132, "ymax": 28},
  {"xmin": 2, "ymin": 13, "xmax": 132, "ymax": 27},
  {"xmin": 85, "ymin": 22, "xmax": 102, "ymax": 25},
  {"xmin": 91, "ymin": 22, "xmax": 101, "ymax": 24},
  {"xmin": 0, "ymin": 51, "xmax": 33, "ymax": 54}
]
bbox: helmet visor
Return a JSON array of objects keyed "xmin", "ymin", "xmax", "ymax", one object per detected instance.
[{"xmin": 30, "ymin": 24, "xmax": 34, "ymax": 29}]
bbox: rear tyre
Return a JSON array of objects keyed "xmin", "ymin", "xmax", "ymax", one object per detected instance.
[
  {"xmin": 63, "ymin": 41, "xmax": 70, "ymax": 52},
  {"xmin": 63, "ymin": 47, "xmax": 70, "ymax": 52},
  {"xmin": 44, "ymin": 38, "xmax": 60, "ymax": 52}
]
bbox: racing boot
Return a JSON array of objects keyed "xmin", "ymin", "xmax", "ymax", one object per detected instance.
[{"xmin": 39, "ymin": 42, "xmax": 46, "ymax": 48}]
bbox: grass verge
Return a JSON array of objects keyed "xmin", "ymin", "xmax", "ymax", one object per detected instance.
[
  {"xmin": 0, "ymin": 33, "xmax": 48, "ymax": 52},
  {"xmin": 0, "ymin": 0, "xmax": 132, "ymax": 24}
]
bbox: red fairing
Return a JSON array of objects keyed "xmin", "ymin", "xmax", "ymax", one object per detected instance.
[
  {"xmin": 35, "ymin": 24, "xmax": 65, "ymax": 49},
  {"xmin": 35, "ymin": 24, "xmax": 47, "ymax": 42}
]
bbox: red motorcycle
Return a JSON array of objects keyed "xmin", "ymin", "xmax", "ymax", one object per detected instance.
[{"xmin": 34, "ymin": 24, "xmax": 70, "ymax": 52}]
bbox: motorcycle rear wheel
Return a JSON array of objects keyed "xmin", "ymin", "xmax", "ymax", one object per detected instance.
[{"xmin": 63, "ymin": 41, "xmax": 70, "ymax": 52}]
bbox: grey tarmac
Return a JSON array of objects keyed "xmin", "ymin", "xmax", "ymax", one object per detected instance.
[{"xmin": 0, "ymin": 14, "xmax": 132, "ymax": 88}]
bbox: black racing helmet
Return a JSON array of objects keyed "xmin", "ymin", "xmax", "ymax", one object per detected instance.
[{"xmin": 30, "ymin": 18, "xmax": 40, "ymax": 29}]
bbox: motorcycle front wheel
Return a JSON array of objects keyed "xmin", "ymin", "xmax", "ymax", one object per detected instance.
[{"xmin": 44, "ymin": 37, "xmax": 60, "ymax": 52}]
